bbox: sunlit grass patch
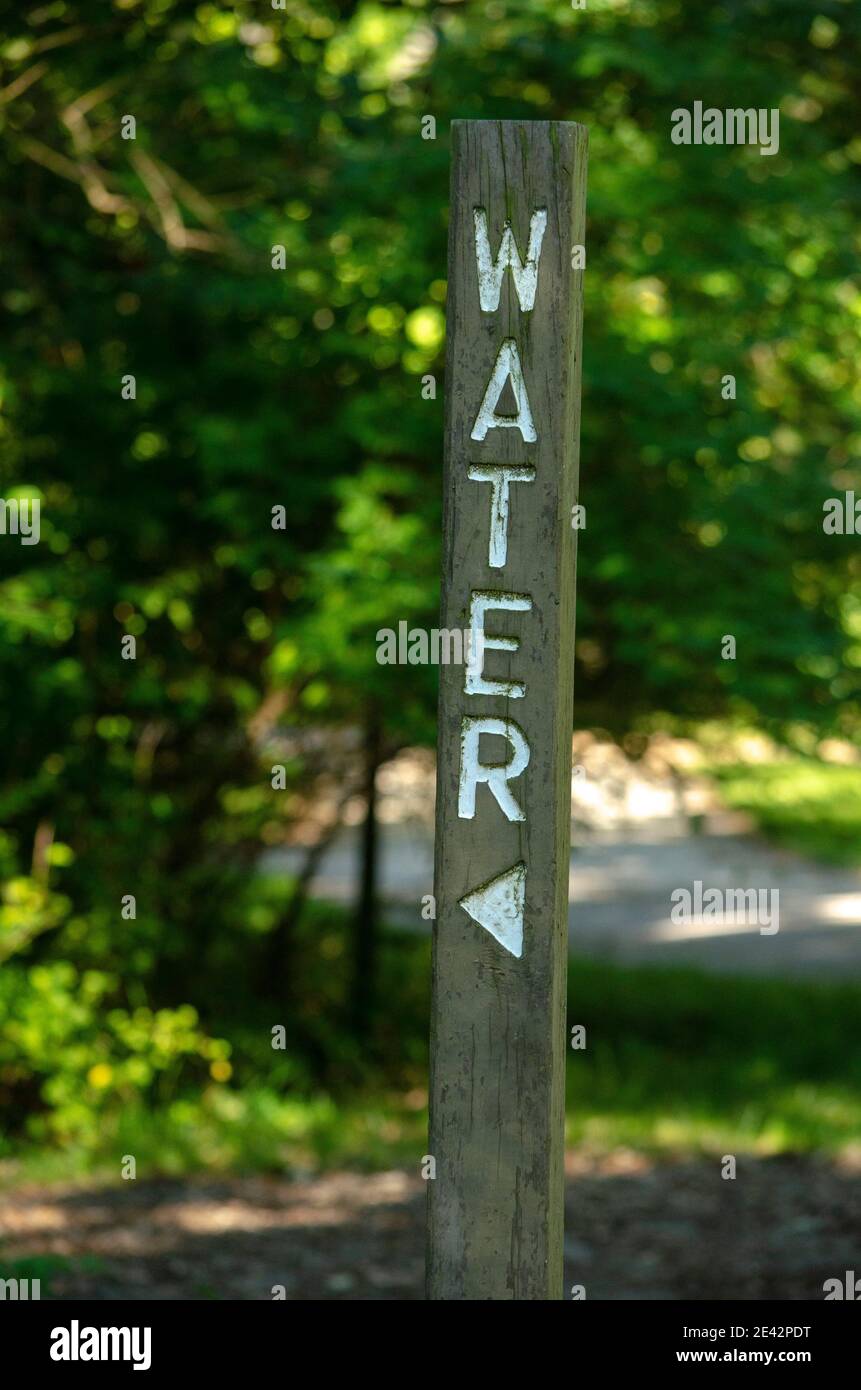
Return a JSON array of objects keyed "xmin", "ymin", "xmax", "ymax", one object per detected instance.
[{"xmin": 710, "ymin": 760, "xmax": 861, "ymax": 866}]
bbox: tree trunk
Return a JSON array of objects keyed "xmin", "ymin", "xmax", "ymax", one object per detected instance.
[
  {"xmin": 351, "ymin": 707, "xmax": 382, "ymax": 1038},
  {"xmin": 263, "ymin": 787, "xmax": 351, "ymax": 1000}
]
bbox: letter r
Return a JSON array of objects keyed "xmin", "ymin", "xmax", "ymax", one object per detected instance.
[{"xmin": 458, "ymin": 716, "xmax": 530, "ymax": 822}]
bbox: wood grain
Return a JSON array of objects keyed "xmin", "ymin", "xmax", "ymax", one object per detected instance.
[{"xmin": 428, "ymin": 119, "xmax": 588, "ymax": 1300}]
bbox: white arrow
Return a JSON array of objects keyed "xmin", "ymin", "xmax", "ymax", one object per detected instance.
[{"xmin": 458, "ymin": 862, "xmax": 526, "ymax": 958}]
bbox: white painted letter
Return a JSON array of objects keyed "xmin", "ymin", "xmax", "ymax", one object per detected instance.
[
  {"xmin": 458, "ymin": 716, "xmax": 530, "ymax": 822},
  {"xmin": 473, "ymin": 207, "xmax": 547, "ymax": 312},
  {"xmin": 465, "ymin": 591, "xmax": 532, "ymax": 699},
  {"xmin": 471, "ymin": 339, "xmax": 536, "ymax": 443},
  {"xmin": 468, "ymin": 465, "xmax": 535, "ymax": 567}
]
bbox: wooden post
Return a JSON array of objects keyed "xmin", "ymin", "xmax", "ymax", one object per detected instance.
[{"xmin": 428, "ymin": 119, "xmax": 588, "ymax": 1300}]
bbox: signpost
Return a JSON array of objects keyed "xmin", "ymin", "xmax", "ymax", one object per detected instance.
[{"xmin": 428, "ymin": 119, "xmax": 588, "ymax": 1300}]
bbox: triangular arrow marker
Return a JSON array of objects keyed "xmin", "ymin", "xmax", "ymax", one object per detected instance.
[{"xmin": 459, "ymin": 862, "xmax": 526, "ymax": 958}]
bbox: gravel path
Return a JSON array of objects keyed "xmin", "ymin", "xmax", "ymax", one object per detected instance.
[
  {"xmin": 266, "ymin": 739, "xmax": 861, "ymax": 979},
  {"xmin": 268, "ymin": 819, "xmax": 861, "ymax": 980}
]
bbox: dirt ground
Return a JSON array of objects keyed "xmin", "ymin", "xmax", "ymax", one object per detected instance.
[{"xmin": 2, "ymin": 1150, "xmax": 859, "ymax": 1300}]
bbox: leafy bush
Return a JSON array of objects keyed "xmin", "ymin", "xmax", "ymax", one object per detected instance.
[{"xmin": 0, "ymin": 960, "xmax": 230, "ymax": 1150}]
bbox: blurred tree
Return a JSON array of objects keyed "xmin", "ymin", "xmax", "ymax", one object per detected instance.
[{"xmin": 0, "ymin": 0, "xmax": 859, "ymax": 1130}]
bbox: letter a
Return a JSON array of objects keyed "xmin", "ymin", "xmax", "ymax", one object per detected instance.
[{"xmin": 471, "ymin": 339, "xmax": 536, "ymax": 442}]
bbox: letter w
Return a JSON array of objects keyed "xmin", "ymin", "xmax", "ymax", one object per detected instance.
[{"xmin": 473, "ymin": 208, "xmax": 547, "ymax": 312}]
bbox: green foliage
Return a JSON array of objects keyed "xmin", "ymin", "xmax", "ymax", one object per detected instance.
[
  {"xmin": 5, "ymin": 906, "xmax": 861, "ymax": 1178},
  {"xmin": 0, "ymin": 959, "xmax": 230, "ymax": 1150},
  {"xmin": 0, "ymin": 837, "xmax": 72, "ymax": 964},
  {"xmin": 710, "ymin": 759, "xmax": 861, "ymax": 865},
  {"xmin": 0, "ymin": 1254, "xmax": 102, "ymax": 1298},
  {"xmin": 1, "ymin": 2, "xmax": 860, "ymax": 1164}
]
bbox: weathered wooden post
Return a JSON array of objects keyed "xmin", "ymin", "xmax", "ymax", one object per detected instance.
[{"xmin": 428, "ymin": 119, "xmax": 588, "ymax": 1300}]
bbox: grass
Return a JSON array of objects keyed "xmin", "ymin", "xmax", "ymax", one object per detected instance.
[
  {"xmin": 709, "ymin": 758, "xmax": 861, "ymax": 867},
  {"xmin": 0, "ymin": 1254, "xmax": 105, "ymax": 1297},
  {"xmin": 565, "ymin": 955, "xmax": 861, "ymax": 1155},
  {"xmin": 3, "ymin": 911, "xmax": 861, "ymax": 1185}
]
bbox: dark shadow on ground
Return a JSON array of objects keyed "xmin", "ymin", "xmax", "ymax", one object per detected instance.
[{"xmin": 2, "ymin": 1154, "xmax": 859, "ymax": 1299}]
